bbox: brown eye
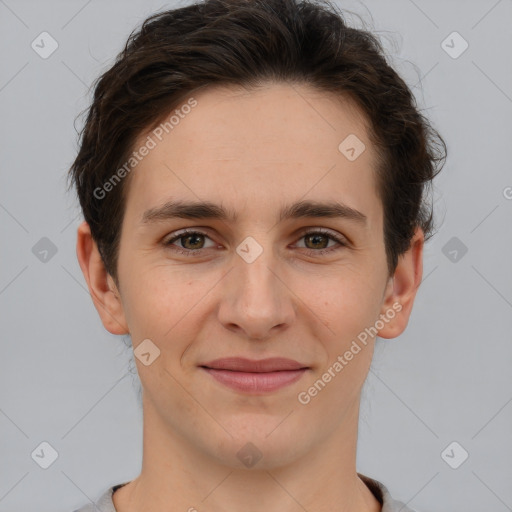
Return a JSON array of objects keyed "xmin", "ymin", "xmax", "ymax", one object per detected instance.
[
  {"xmin": 304, "ymin": 233, "xmax": 330, "ymax": 250},
  {"xmin": 295, "ymin": 229, "xmax": 347, "ymax": 254},
  {"xmin": 179, "ymin": 233, "xmax": 206, "ymax": 250},
  {"xmin": 163, "ymin": 228, "xmax": 347, "ymax": 257},
  {"xmin": 163, "ymin": 229, "xmax": 216, "ymax": 256}
]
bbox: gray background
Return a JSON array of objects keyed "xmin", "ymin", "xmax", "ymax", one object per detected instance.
[{"xmin": 1, "ymin": 0, "xmax": 511, "ymax": 511}]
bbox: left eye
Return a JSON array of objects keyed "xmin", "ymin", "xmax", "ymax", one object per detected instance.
[
  {"xmin": 163, "ymin": 228, "xmax": 347, "ymax": 256},
  {"xmin": 296, "ymin": 230, "xmax": 346, "ymax": 251}
]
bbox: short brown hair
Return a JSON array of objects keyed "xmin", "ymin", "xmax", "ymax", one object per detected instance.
[{"xmin": 67, "ymin": 0, "xmax": 446, "ymax": 283}]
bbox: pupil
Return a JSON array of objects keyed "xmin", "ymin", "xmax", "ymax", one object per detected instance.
[
  {"xmin": 184, "ymin": 234, "xmax": 203, "ymax": 249},
  {"xmin": 307, "ymin": 234, "xmax": 327, "ymax": 249}
]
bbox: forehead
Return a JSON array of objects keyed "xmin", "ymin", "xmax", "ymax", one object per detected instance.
[{"xmin": 123, "ymin": 82, "xmax": 382, "ymax": 230}]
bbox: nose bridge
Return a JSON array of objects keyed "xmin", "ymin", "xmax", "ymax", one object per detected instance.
[
  {"xmin": 235, "ymin": 241, "xmax": 282, "ymax": 311},
  {"xmin": 218, "ymin": 236, "xmax": 294, "ymax": 339}
]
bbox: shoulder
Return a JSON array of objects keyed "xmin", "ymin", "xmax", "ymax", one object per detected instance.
[
  {"xmin": 72, "ymin": 482, "xmax": 129, "ymax": 512},
  {"xmin": 358, "ymin": 473, "xmax": 427, "ymax": 512},
  {"xmin": 76, "ymin": 477, "xmax": 430, "ymax": 512}
]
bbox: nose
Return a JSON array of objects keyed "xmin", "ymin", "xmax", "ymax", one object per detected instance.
[{"xmin": 217, "ymin": 249, "xmax": 296, "ymax": 341}]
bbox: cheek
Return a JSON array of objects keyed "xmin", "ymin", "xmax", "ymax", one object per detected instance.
[
  {"xmin": 305, "ymin": 276, "xmax": 384, "ymax": 383},
  {"xmin": 119, "ymin": 264, "xmax": 199, "ymax": 344},
  {"xmin": 311, "ymin": 284, "xmax": 380, "ymax": 401},
  {"xmin": 306, "ymin": 267, "xmax": 383, "ymax": 327}
]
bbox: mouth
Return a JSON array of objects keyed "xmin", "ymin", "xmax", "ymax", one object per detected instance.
[{"xmin": 199, "ymin": 357, "xmax": 310, "ymax": 393}]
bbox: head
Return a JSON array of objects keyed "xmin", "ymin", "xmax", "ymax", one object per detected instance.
[{"xmin": 70, "ymin": 0, "xmax": 445, "ymax": 469}]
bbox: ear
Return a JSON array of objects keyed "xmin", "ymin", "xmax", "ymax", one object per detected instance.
[
  {"xmin": 76, "ymin": 221, "xmax": 129, "ymax": 335},
  {"xmin": 377, "ymin": 227, "xmax": 424, "ymax": 339}
]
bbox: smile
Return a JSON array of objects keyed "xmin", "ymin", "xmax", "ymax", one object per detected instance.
[{"xmin": 200, "ymin": 357, "xmax": 309, "ymax": 393}]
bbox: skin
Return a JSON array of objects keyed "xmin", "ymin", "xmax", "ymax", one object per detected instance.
[{"xmin": 77, "ymin": 82, "xmax": 423, "ymax": 512}]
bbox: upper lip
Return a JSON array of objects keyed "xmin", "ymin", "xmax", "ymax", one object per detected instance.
[{"xmin": 201, "ymin": 357, "xmax": 309, "ymax": 372}]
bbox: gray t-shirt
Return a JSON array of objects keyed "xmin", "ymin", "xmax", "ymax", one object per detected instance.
[{"xmin": 73, "ymin": 473, "xmax": 419, "ymax": 512}]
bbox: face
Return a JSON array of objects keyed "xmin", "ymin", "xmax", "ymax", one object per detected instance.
[{"xmin": 83, "ymin": 82, "xmax": 420, "ymax": 469}]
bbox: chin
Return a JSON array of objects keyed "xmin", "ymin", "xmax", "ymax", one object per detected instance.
[{"xmin": 209, "ymin": 420, "xmax": 307, "ymax": 470}]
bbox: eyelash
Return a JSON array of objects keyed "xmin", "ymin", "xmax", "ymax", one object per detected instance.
[{"xmin": 163, "ymin": 228, "xmax": 348, "ymax": 257}]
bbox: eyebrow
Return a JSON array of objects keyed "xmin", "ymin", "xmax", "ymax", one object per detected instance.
[{"xmin": 141, "ymin": 199, "xmax": 368, "ymax": 226}]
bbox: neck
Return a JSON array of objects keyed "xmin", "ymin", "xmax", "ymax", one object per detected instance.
[{"xmin": 113, "ymin": 396, "xmax": 381, "ymax": 512}]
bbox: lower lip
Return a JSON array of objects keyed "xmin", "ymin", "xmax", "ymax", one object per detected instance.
[{"xmin": 201, "ymin": 368, "xmax": 308, "ymax": 393}]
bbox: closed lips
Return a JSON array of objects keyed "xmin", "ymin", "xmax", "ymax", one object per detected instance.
[
  {"xmin": 200, "ymin": 357, "xmax": 309, "ymax": 393},
  {"xmin": 200, "ymin": 357, "xmax": 309, "ymax": 372}
]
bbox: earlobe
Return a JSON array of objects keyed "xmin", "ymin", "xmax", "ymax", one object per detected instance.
[
  {"xmin": 377, "ymin": 227, "xmax": 424, "ymax": 340},
  {"xmin": 76, "ymin": 221, "xmax": 129, "ymax": 335}
]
